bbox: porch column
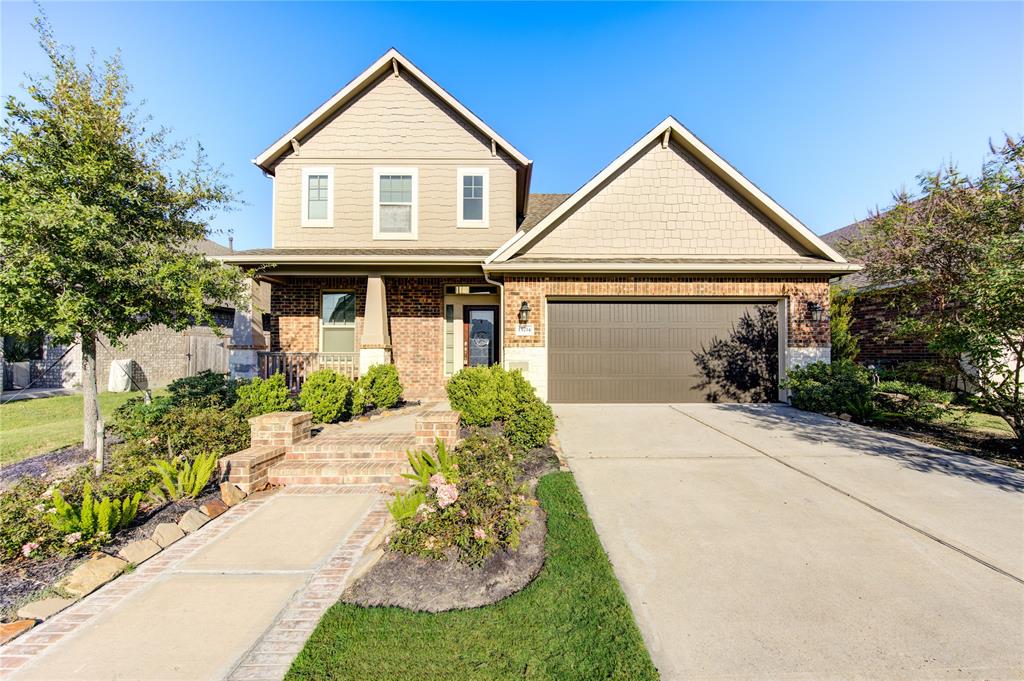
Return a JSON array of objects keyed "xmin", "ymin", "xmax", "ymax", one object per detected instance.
[
  {"xmin": 228, "ymin": 278, "xmax": 270, "ymax": 380},
  {"xmin": 359, "ymin": 275, "xmax": 392, "ymax": 374}
]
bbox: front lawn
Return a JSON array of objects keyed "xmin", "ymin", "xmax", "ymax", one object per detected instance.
[
  {"xmin": 287, "ymin": 472, "xmax": 658, "ymax": 681},
  {"xmin": 0, "ymin": 391, "xmax": 149, "ymax": 465}
]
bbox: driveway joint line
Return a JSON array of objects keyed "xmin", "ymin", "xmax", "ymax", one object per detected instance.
[{"xmin": 668, "ymin": 405, "xmax": 1024, "ymax": 587}]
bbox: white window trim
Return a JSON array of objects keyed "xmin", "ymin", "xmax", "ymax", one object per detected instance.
[
  {"xmin": 320, "ymin": 290, "xmax": 356, "ymax": 353},
  {"xmin": 373, "ymin": 167, "xmax": 418, "ymax": 240},
  {"xmin": 301, "ymin": 166, "xmax": 334, "ymax": 228},
  {"xmin": 456, "ymin": 167, "xmax": 489, "ymax": 229}
]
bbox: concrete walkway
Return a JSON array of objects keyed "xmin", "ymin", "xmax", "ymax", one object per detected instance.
[
  {"xmin": 556, "ymin": 403, "xmax": 1024, "ymax": 681},
  {"xmin": 6, "ymin": 488, "xmax": 386, "ymax": 681}
]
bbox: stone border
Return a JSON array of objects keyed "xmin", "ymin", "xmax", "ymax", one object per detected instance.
[
  {"xmin": 0, "ymin": 483, "xmax": 260, "ymax": 672},
  {"xmin": 225, "ymin": 488, "xmax": 389, "ymax": 681}
]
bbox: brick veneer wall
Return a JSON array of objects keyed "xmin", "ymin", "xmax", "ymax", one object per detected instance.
[
  {"xmin": 849, "ymin": 289, "xmax": 942, "ymax": 366},
  {"xmin": 501, "ymin": 275, "xmax": 831, "ymax": 349},
  {"xmin": 270, "ymin": 275, "xmax": 489, "ymax": 400},
  {"xmin": 270, "ymin": 276, "xmax": 367, "ymax": 353}
]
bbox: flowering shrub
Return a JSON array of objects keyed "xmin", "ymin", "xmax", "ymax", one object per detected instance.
[{"xmin": 386, "ymin": 433, "xmax": 529, "ymax": 566}]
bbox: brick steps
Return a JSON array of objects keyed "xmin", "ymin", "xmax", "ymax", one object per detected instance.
[
  {"xmin": 286, "ymin": 433, "xmax": 416, "ymax": 461},
  {"xmin": 267, "ymin": 460, "xmax": 412, "ymax": 487}
]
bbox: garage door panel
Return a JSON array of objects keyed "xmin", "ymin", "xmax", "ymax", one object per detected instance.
[{"xmin": 548, "ymin": 301, "xmax": 779, "ymax": 403}]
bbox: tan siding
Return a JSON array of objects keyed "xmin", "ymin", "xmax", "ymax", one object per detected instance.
[
  {"xmin": 524, "ymin": 140, "xmax": 809, "ymax": 258},
  {"xmin": 274, "ymin": 159, "xmax": 517, "ymax": 249},
  {"xmin": 270, "ymin": 71, "xmax": 520, "ymax": 249}
]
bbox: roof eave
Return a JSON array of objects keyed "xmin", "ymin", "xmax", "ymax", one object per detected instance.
[{"xmin": 483, "ymin": 261, "xmax": 864, "ymax": 275}]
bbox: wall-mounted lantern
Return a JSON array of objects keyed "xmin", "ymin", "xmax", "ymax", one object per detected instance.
[
  {"xmin": 518, "ymin": 301, "xmax": 531, "ymax": 324},
  {"xmin": 806, "ymin": 300, "xmax": 825, "ymax": 322}
]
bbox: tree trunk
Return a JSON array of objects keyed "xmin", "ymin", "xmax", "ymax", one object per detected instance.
[{"xmin": 82, "ymin": 331, "xmax": 99, "ymax": 452}]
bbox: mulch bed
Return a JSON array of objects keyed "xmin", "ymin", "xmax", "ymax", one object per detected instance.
[
  {"xmin": 0, "ymin": 435, "xmax": 123, "ymax": 492},
  {"xmin": 0, "ymin": 487, "xmax": 219, "ymax": 621},
  {"xmin": 880, "ymin": 421, "xmax": 1022, "ymax": 470},
  {"xmin": 342, "ymin": 504, "xmax": 547, "ymax": 613}
]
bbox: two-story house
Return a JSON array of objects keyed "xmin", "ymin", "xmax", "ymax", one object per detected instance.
[{"xmin": 221, "ymin": 49, "xmax": 858, "ymax": 403}]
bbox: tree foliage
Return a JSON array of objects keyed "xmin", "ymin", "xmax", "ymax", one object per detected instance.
[
  {"xmin": 0, "ymin": 16, "xmax": 247, "ymax": 448},
  {"xmin": 850, "ymin": 136, "xmax": 1024, "ymax": 444},
  {"xmin": 829, "ymin": 288, "xmax": 860, "ymax": 363}
]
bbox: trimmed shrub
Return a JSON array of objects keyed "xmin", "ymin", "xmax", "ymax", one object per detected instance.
[
  {"xmin": 446, "ymin": 366, "xmax": 500, "ymax": 426},
  {"xmin": 167, "ymin": 370, "xmax": 241, "ymax": 408},
  {"xmin": 157, "ymin": 405, "xmax": 250, "ymax": 459},
  {"xmin": 235, "ymin": 373, "xmax": 293, "ymax": 417},
  {"xmin": 495, "ymin": 367, "xmax": 538, "ymax": 422},
  {"xmin": 299, "ymin": 369, "xmax": 354, "ymax": 423},
  {"xmin": 109, "ymin": 395, "xmax": 175, "ymax": 439},
  {"xmin": 783, "ymin": 360, "xmax": 874, "ymax": 416},
  {"xmin": 353, "ymin": 363, "xmax": 403, "ymax": 414},
  {"xmin": 506, "ymin": 398, "xmax": 555, "ymax": 450},
  {"xmin": 875, "ymin": 379, "xmax": 954, "ymax": 423}
]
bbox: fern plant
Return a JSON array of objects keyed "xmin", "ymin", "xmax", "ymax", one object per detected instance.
[
  {"xmin": 49, "ymin": 483, "xmax": 141, "ymax": 541},
  {"xmin": 402, "ymin": 438, "xmax": 459, "ymax": 486},
  {"xmin": 149, "ymin": 452, "xmax": 219, "ymax": 502},
  {"xmin": 387, "ymin": 490, "xmax": 426, "ymax": 522}
]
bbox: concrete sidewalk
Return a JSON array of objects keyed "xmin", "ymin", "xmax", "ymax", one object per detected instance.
[
  {"xmin": 556, "ymin": 403, "xmax": 1024, "ymax": 681},
  {"xmin": 7, "ymin": 489, "xmax": 384, "ymax": 681}
]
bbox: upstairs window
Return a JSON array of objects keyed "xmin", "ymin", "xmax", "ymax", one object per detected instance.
[
  {"xmin": 457, "ymin": 168, "xmax": 489, "ymax": 228},
  {"xmin": 374, "ymin": 168, "xmax": 418, "ymax": 239},
  {"xmin": 301, "ymin": 166, "xmax": 333, "ymax": 227}
]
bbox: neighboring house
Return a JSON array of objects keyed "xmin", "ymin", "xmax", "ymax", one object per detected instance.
[
  {"xmin": 821, "ymin": 219, "xmax": 946, "ymax": 369},
  {"xmin": 0, "ymin": 238, "xmax": 247, "ymax": 393},
  {"xmin": 221, "ymin": 49, "xmax": 858, "ymax": 404}
]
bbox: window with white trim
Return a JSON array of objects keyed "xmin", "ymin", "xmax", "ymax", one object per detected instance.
[
  {"xmin": 373, "ymin": 167, "xmax": 417, "ymax": 239},
  {"xmin": 320, "ymin": 291, "xmax": 356, "ymax": 352},
  {"xmin": 301, "ymin": 166, "xmax": 334, "ymax": 228},
  {"xmin": 457, "ymin": 168, "xmax": 489, "ymax": 228}
]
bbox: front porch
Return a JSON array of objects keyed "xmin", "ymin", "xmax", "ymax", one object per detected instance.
[{"xmin": 256, "ymin": 275, "xmax": 502, "ymax": 398}]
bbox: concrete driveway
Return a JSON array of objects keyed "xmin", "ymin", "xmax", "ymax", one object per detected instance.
[{"xmin": 556, "ymin": 403, "xmax": 1024, "ymax": 681}]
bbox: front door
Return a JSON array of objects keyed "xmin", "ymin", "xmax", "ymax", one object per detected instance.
[{"xmin": 464, "ymin": 305, "xmax": 499, "ymax": 367}]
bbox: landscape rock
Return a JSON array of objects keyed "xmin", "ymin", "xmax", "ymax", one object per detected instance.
[
  {"xmin": 177, "ymin": 508, "xmax": 210, "ymax": 533},
  {"xmin": 0, "ymin": 619, "xmax": 35, "ymax": 645},
  {"xmin": 199, "ymin": 498, "xmax": 228, "ymax": 519},
  {"xmin": 117, "ymin": 539, "xmax": 161, "ymax": 565},
  {"xmin": 17, "ymin": 596, "xmax": 78, "ymax": 621},
  {"xmin": 59, "ymin": 555, "xmax": 127, "ymax": 597},
  {"xmin": 152, "ymin": 522, "xmax": 185, "ymax": 548},
  {"xmin": 220, "ymin": 482, "xmax": 247, "ymax": 507}
]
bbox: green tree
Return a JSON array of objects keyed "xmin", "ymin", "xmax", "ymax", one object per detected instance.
[
  {"xmin": 829, "ymin": 288, "xmax": 859, "ymax": 363},
  {"xmin": 0, "ymin": 16, "xmax": 247, "ymax": 451},
  {"xmin": 852, "ymin": 136, "xmax": 1024, "ymax": 445}
]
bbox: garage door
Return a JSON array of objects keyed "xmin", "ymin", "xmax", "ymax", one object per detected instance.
[{"xmin": 548, "ymin": 301, "xmax": 779, "ymax": 403}]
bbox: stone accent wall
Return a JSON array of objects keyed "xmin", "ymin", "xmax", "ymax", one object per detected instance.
[{"xmin": 849, "ymin": 289, "xmax": 942, "ymax": 366}]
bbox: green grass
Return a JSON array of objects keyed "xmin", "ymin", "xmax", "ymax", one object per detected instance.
[
  {"xmin": 287, "ymin": 472, "xmax": 659, "ymax": 681},
  {"xmin": 0, "ymin": 391, "xmax": 151, "ymax": 465},
  {"xmin": 947, "ymin": 409, "xmax": 1015, "ymax": 434}
]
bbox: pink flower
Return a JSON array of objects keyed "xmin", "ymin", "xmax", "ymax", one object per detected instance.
[
  {"xmin": 459, "ymin": 509, "xmax": 468, "ymax": 518},
  {"xmin": 473, "ymin": 527, "xmax": 487, "ymax": 540},
  {"xmin": 21, "ymin": 542, "xmax": 40, "ymax": 558},
  {"xmin": 428, "ymin": 473, "xmax": 446, "ymax": 489},
  {"xmin": 32, "ymin": 504, "xmax": 45, "ymax": 513},
  {"xmin": 63, "ymin": 532, "xmax": 82, "ymax": 545},
  {"xmin": 435, "ymin": 483, "xmax": 458, "ymax": 508}
]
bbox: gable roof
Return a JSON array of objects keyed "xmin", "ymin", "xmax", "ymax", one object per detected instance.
[
  {"xmin": 486, "ymin": 117, "xmax": 850, "ymax": 266},
  {"xmin": 253, "ymin": 48, "xmax": 532, "ymax": 173}
]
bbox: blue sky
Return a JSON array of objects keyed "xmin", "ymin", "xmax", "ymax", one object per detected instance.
[{"xmin": 3, "ymin": 2, "xmax": 1021, "ymax": 250}]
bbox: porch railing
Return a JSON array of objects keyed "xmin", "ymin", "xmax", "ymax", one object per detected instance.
[{"xmin": 257, "ymin": 352, "xmax": 359, "ymax": 391}]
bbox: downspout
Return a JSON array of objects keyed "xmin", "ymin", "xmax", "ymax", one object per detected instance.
[{"xmin": 483, "ymin": 270, "xmax": 505, "ymax": 368}]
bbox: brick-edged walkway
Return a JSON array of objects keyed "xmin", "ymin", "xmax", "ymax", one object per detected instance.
[{"xmin": 3, "ymin": 487, "xmax": 387, "ymax": 681}]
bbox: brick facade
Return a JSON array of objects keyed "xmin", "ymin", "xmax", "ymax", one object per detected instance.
[
  {"xmin": 270, "ymin": 276, "xmax": 367, "ymax": 353},
  {"xmin": 501, "ymin": 275, "xmax": 831, "ymax": 349},
  {"xmin": 849, "ymin": 289, "xmax": 942, "ymax": 366}
]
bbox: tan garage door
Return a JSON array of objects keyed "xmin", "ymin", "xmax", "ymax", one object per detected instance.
[{"xmin": 548, "ymin": 301, "xmax": 779, "ymax": 403}]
